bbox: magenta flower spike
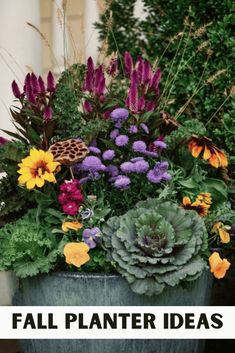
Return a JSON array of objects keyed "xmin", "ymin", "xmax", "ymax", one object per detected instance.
[
  {"xmin": 136, "ymin": 57, "xmax": 144, "ymax": 83},
  {"xmin": 47, "ymin": 71, "xmax": 56, "ymax": 92},
  {"xmin": 145, "ymin": 100, "xmax": 155, "ymax": 111},
  {"xmin": 87, "ymin": 56, "xmax": 94, "ymax": 75},
  {"xmin": 108, "ymin": 58, "xmax": 118, "ymax": 76},
  {"xmin": 11, "ymin": 80, "xmax": 21, "ymax": 98},
  {"xmin": 25, "ymin": 85, "xmax": 36, "ymax": 104},
  {"xmin": 143, "ymin": 60, "xmax": 152, "ymax": 85},
  {"xmin": 94, "ymin": 65, "xmax": 105, "ymax": 95},
  {"xmin": 30, "ymin": 72, "xmax": 40, "ymax": 94},
  {"xmin": 43, "ymin": 106, "xmax": 53, "ymax": 121},
  {"xmin": 127, "ymin": 70, "xmax": 138, "ymax": 113},
  {"xmin": 124, "ymin": 51, "xmax": 133, "ymax": 77},
  {"xmin": 24, "ymin": 73, "xmax": 32, "ymax": 94},
  {"xmin": 83, "ymin": 57, "xmax": 95, "ymax": 92},
  {"xmin": 138, "ymin": 96, "xmax": 145, "ymax": 111},
  {"xmin": 38, "ymin": 76, "xmax": 46, "ymax": 93},
  {"xmin": 83, "ymin": 100, "xmax": 93, "ymax": 113}
]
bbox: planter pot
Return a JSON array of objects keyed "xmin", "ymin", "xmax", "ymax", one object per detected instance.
[{"xmin": 14, "ymin": 270, "xmax": 212, "ymax": 353}]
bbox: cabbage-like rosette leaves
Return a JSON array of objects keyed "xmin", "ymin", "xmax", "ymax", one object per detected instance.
[{"xmin": 102, "ymin": 200, "xmax": 208, "ymax": 296}]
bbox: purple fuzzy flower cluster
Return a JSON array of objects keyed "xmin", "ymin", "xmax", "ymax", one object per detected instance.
[
  {"xmin": 12, "ymin": 71, "xmax": 56, "ymax": 122},
  {"xmin": 147, "ymin": 161, "xmax": 171, "ymax": 184}
]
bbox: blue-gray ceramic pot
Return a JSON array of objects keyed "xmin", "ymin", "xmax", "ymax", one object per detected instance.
[{"xmin": 14, "ymin": 271, "xmax": 212, "ymax": 353}]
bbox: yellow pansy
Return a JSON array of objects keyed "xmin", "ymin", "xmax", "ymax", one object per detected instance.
[
  {"xmin": 212, "ymin": 222, "xmax": 230, "ymax": 244},
  {"xmin": 62, "ymin": 221, "xmax": 83, "ymax": 233},
  {"xmin": 64, "ymin": 242, "xmax": 90, "ymax": 268},
  {"xmin": 209, "ymin": 252, "xmax": 231, "ymax": 279},
  {"xmin": 17, "ymin": 148, "xmax": 60, "ymax": 190}
]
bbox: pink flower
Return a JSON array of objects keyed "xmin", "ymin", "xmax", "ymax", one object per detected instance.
[{"xmin": 62, "ymin": 202, "xmax": 79, "ymax": 216}]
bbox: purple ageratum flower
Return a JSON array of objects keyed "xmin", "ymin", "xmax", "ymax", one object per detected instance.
[
  {"xmin": 132, "ymin": 140, "xmax": 147, "ymax": 153},
  {"xmin": 12, "ymin": 80, "xmax": 21, "ymax": 98},
  {"xmin": 124, "ymin": 51, "xmax": 133, "ymax": 77},
  {"xmin": 115, "ymin": 135, "xmax": 129, "ymax": 147},
  {"xmin": 114, "ymin": 175, "xmax": 131, "ymax": 189},
  {"xmin": 120, "ymin": 161, "xmax": 135, "ymax": 173},
  {"xmin": 47, "ymin": 71, "xmax": 56, "ymax": 92},
  {"xmin": 89, "ymin": 146, "xmax": 101, "ymax": 154},
  {"xmin": 140, "ymin": 123, "xmax": 149, "ymax": 134},
  {"xmin": 153, "ymin": 140, "xmax": 167, "ymax": 149},
  {"xmin": 147, "ymin": 161, "xmax": 171, "ymax": 184},
  {"xmin": 110, "ymin": 129, "xmax": 119, "ymax": 140},
  {"xmin": 130, "ymin": 157, "xmax": 144, "ymax": 162},
  {"xmin": 128, "ymin": 125, "xmax": 138, "ymax": 134},
  {"xmin": 83, "ymin": 227, "xmax": 101, "ymax": 249},
  {"xmin": 110, "ymin": 108, "xmax": 129, "ymax": 122},
  {"xmin": 133, "ymin": 160, "xmax": 149, "ymax": 173},
  {"xmin": 106, "ymin": 165, "xmax": 119, "ymax": 177},
  {"xmin": 43, "ymin": 106, "xmax": 53, "ymax": 121},
  {"xmin": 102, "ymin": 149, "xmax": 115, "ymax": 161},
  {"xmin": 81, "ymin": 156, "xmax": 106, "ymax": 172},
  {"xmin": 115, "ymin": 120, "xmax": 123, "ymax": 129}
]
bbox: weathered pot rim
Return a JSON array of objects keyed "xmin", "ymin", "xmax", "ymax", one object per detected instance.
[{"xmin": 39, "ymin": 271, "xmax": 120, "ymax": 280}]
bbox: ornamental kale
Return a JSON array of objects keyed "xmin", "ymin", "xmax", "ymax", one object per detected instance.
[{"xmin": 103, "ymin": 199, "xmax": 208, "ymax": 296}]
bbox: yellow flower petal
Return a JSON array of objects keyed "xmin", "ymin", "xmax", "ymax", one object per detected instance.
[
  {"xmin": 47, "ymin": 161, "xmax": 60, "ymax": 172},
  {"xmin": 43, "ymin": 151, "xmax": 54, "ymax": 163},
  {"xmin": 62, "ymin": 221, "xmax": 83, "ymax": 233},
  {"xmin": 209, "ymin": 252, "xmax": 231, "ymax": 279},
  {"xmin": 212, "ymin": 222, "xmax": 222, "ymax": 233},
  {"xmin": 18, "ymin": 173, "xmax": 33, "ymax": 184},
  {"xmin": 30, "ymin": 148, "xmax": 45, "ymax": 162},
  {"xmin": 191, "ymin": 145, "xmax": 203, "ymax": 158},
  {"xmin": 42, "ymin": 172, "xmax": 56, "ymax": 182},
  {"xmin": 64, "ymin": 242, "xmax": 90, "ymax": 268},
  {"xmin": 182, "ymin": 196, "xmax": 191, "ymax": 206},
  {"xmin": 203, "ymin": 146, "xmax": 211, "ymax": 160},
  {"xmin": 26, "ymin": 178, "xmax": 36, "ymax": 190},
  {"xmin": 218, "ymin": 228, "xmax": 230, "ymax": 244},
  {"xmin": 35, "ymin": 176, "xmax": 45, "ymax": 188}
]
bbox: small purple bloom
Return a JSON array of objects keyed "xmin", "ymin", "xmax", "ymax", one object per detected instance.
[
  {"xmin": 115, "ymin": 121, "xmax": 123, "ymax": 129},
  {"xmin": 115, "ymin": 135, "xmax": 129, "ymax": 147},
  {"xmin": 147, "ymin": 161, "xmax": 171, "ymax": 184},
  {"xmin": 106, "ymin": 165, "xmax": 119, "ymax": 177},
  {"xmin": 110, "ymin": 129, "xmax": 119, "ymax": 140},
  {"xmin": 120, "ymin": 162, "xmax": 135, "ymax": 173},
  {"xmin": 114, "ymin": 175, "xmax": 131, "ymax": 189},
  {"xmin": 132, "ymin": 140, "xmax": 147, "ymax": 153},
  {"xmin": 81, "ymin": 156, "xmax": 106, "ymax": 172},
  {"xmin": 130, "ymin": 157, "xmax": 144, "ymax": 162},
  {"xmin": 102, "ymin": 149, "xmax": 115, "ymax": 161},
  {"xmin": 128, "ymin": 125, "xmax": 138, "ymax": 134},
  {"xmin": 110, "ymin": 108, "xmax": 129, "ymax": 122},
  {"xmin": 133, "ymin": 160, "xmax": 149, "ymax": 173},
  {"xmin": 140, "ymin": 123, "xmax": 149, "ymax": 134},
  {"xmin": 154, "ymin": 139, "xmax": 167, "ymax": 149},
  {"xmin": 89, "ymin": 146, "xmax": 101, "ymax": 154},
  {"xmin": 82, "ymin": 227, "xmax": 101, "ymax": 249},
  {"xmin": 12, "ymin": 80, "xmax": 21, "ymax": 98}
]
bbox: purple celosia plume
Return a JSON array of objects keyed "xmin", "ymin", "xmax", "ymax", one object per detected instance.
[
  {"xmin": 124, "ymin": 51, "xmax": 133, "ymax": 77},
  {"xmin": 12, "ymin": 80, "xmax": 21, "ymax": 98},
  {"xmin": 38, "ymin": 76, "xmax": 46, "ymax": 93},
  {"xmin": 94, "ymin": 65, "xmax": 105, "ymax": 96},
  {"xmin": 47, "ymin": 71, "xmax": 56, "ymax": 92},
  {"xmin": 0, "ymin": 137, "xmax": 9, "ymax": 145},
  {"xmin": 43, "ymin": 106, "xmax": 53, "ymax": 121},
  {"xmin": 84, "ymin": 100, "xmax": 93, "ymax": 113},
  {"xmin": 126, "ymin": 70, "xmax": 138, "ymax": 114},
  {"xmin": 31, "ymin": 72, "xmax": 40, "ymax": 94},
  {"xmin": 108, "ymin": 58, "xmax": 118, "ymax": 76},
  {"xmin": 150, "ymin": 68, "xmax": 161, "ymax": 94}
]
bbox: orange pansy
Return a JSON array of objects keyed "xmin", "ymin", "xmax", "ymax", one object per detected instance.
[
  {"xmin": 62, "ymin": 221, "xmax": 83, "ymax": 233},
  {"xmin": 64, "ymin": 242, "xmax": 90, "ymax": 268},
  {"xmin": 209, "ymin": 252, "xmax": 231, "ymax": 279}
]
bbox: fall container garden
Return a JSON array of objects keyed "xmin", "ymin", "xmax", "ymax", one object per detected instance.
[{"xmin": 1, "ymin": 53, "xmax": 234, "ymax": 353}]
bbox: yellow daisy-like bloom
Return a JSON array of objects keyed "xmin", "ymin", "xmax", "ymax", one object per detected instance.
[
  {"xmin": 196, "ymin": 192, "xmax": 212, "ymax": 206},
  {"xmin": 64, "ymin": 242, "xmax": 90, "ymax": 268},
  {"xmin": 212, "ymin": 222, "xmax": 230, "ymax": 244},
  {"xmin": 62, "ymin": 221, "xmax": 83, "ymax": 233},
  {"xmin": 17, "ymin": 148, "xmax": 60, "ymax": 190},
  {"xmin": 209, "ymin": 252, "xmax": 231, "ymax": 279}
]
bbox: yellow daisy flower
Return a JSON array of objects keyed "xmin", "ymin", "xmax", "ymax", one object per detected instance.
[{"xmin": 17, "ymin": 148, "xmax": 60, "ymax": 190}]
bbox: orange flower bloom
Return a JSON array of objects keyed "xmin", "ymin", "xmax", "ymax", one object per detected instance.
[
  {"xmin": 209, "ymin": 252, "xmax": 231, "ymax": 279},
  {"xmin": 212, "ymin": 222, "xmax": 230, "ymax": 244},
  {"xmin": 64, "ymin": 242, "xmax": 90, "ymax": 268},
  {"xmin": 182, "ymin": 193, "xmax": 211, "ymax": 217},
  {"xmin": 62, "ymin": 221, "xmax": 83, "ymax": 233},
  {"xmin": 188, "ymin": 135, "xmax": 228, "ymax": 168}
]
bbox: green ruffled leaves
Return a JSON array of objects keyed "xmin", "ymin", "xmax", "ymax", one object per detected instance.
[{"xmin": 103, "ymin": 199, "xmax": 208, "ymax": 296}]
